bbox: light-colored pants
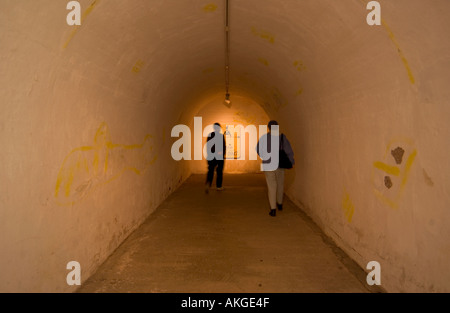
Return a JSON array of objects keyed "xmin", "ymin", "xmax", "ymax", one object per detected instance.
[{"xmin": 264, "ymin": 168, "xmax": 285, "ymax": 209}]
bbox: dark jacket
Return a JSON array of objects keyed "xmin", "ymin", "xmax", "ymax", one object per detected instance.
[
  {"xmin": 206, "ymin": 131, "xmax": 226, "ymax": 161},
  {"xmin": 256, "ymin": 133, "xmax": 294, "ymax": 170}
]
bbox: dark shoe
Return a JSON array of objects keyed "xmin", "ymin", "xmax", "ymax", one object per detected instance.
[
  {"xmin": 205, "ymin": 184, "xmax": 210, "ymax": 194},
  {"xmin": 277, "ymin": 203, "xmax": 283, "ymax": 211},
  {"xmin": 269, "ymin": 209, "xmax": 276, "ymax": 217}
]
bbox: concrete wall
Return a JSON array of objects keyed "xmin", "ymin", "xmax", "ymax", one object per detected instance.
[
  {"xmin": 0, "ymin": 0, "xmax": 192, "ymax": 292},
  {"xmin": 1, "ymin": 0, "xmax": 449, "ymax": 292},
  {"xmin": 280, "ymin": 1, "xmax": 450, "ymax": 292}
]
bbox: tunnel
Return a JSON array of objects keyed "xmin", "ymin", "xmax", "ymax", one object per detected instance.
[{"xmin": 1, "ymin": 0, "xmax": 450, "ymax": 293}]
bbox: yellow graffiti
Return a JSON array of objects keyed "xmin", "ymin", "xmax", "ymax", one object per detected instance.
[
  {"xmin": 401, "ymin": 149, "xmax": 417, "ymax": 187},
  {"xmin": 373, "ymin": 162, "xmax": 400, "ymax": 176},
  {"xmin": 63, "ymin": 0, "xmax": 100, "ymax": 49},
  {"xmin": 372, "ymin": 139, "xmax": 417, "ymax": 209},
  {"xmin": 293, "ymin": 60, "xmax": 306, "ymax": 71},
  {"xmin": 203, "ymin": 3, "xmax": 218, "ymax": 12},
  {"xmin": 342, "ymin": 191, "xmax": 355, "ymax": 223},
  {"xmin": 258, "ymin": 58, "xmax": 269, "ymax": 66},
  {"xmin": 356, "ymin": 0, "xmax": 414, "ymax": 84},
  {"xmin": 381, "ymin": 20, "xmax": 415, "ymax": 84},
  {"xmin": 251, "ymin": 27, "xmax": 275, "ymax": 44},
  {"xmin": 132, "ymin": 60, "xmax": 145, "ymax": 73},
  {"xmin": 55, "ymin": 122, "xmax": 157, "ymax": 206}
]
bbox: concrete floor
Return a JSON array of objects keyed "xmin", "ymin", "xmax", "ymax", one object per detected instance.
[{"xmin": 78, "ymin": 174, "xmax": 382, "ymax": 293}]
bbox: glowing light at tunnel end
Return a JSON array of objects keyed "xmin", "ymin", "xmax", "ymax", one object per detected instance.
[{"xmin": 170, "ymin": 117, "xmax": 280, "ymax": 171}]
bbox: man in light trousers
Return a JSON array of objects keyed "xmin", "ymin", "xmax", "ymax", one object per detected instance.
[{"xmin": 256, "ymin": 120, "xmax": 295, "ymax": 217}]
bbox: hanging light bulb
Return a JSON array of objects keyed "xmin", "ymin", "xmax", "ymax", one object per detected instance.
[{"xmin": 224, "ymin": 92, "xmax": 231, "ymax": 107}]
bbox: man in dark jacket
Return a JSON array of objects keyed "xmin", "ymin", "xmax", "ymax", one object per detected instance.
[{"xmin": 205, "ymin": 123, "xmax": 226, "ymax": 193}]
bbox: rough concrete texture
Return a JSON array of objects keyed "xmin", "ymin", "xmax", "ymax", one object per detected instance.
[
  {"xmin": 78, "ymin": 174, "xmax": 381, "ymax": 293},
  {"xmin": 1, "ymin": 0, "xmax": 450, "ymax": 292}
]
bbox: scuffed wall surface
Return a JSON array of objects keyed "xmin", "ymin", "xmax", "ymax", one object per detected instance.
[
  {"xmin": 0, "ymin": 0, "xmax": 191, "ymax": 292},
  {"xmin": 281, "ymin": 0, "xmax": 450, "ymax": 293},
  {"xmin": 0, "ymin": 0, "xmax": 449, "ymax": 292}
]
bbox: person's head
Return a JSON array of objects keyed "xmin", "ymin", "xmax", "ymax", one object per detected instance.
[
  {"xmin": 267, "ymin": 120, "xmax": 278, "ymax": 133},
  {"xmin": 213, "ymin": 122, "xmax": 221, "ymax": 132}
]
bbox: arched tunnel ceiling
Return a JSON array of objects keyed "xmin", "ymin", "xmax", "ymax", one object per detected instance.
[
  {"xmin": 65, "ymin": 0, "xmax": 448, "ymax": 123},
  {"xmin": 4, "ymin": 0, "xmax": 448, "ymax": 126},
  {"xmin": 46, "ymin": 0, "xmax": 429, "ymax": 121}
]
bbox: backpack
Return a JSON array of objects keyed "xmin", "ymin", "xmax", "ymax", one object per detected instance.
[{"xmin": 279, "ymin": 134, "xmax": 293, "ymax": 169}]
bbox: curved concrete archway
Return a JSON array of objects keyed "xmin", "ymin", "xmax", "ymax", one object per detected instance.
[{"xmin": 1, "ymin": 0, "xmax": 449, "ymax": 292}]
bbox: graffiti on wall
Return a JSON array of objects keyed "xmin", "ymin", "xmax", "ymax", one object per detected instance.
[
  {"xmin": 63, "ymin": 0, "xmax": 100, "ymax": 49},
  {"xmin": 293, "ymin": 60, "xmax": 306, "ymax": 72},
  {"xmin": 342, "ymin": 190, "xmax": 355, "ymax": 223},
  {"xmin": 372, "ymin": 139, "xmax": 417, "ymax": 209},
  {"xmin": 55, "ymin": 122, "xmax": 158, "ymax": 205},
  {"xmin": 356, "ymin": 0, "xmax": 415, "ymax": 84},
  {"xmin": 131, "ymin": 60, "xmax": 145, "ymax": 73},
  {"xmin": 251, "ymin": 26, "xmax": 275, "ymax": 44},
  {"xmin": 203, "ymin": 3, "xmax": 218, "ymax": 13},
  {"xmin": 381, "ymin": 20, "xmax": 415, "ymax": 85}
]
